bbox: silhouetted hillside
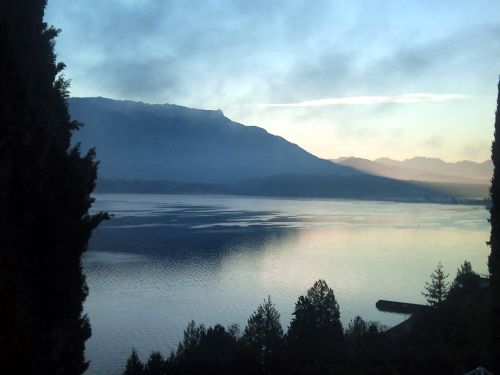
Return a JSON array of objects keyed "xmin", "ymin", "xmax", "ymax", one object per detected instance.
[
  {"xmin": 69, "ymin": 97, "xmax": 356, "ymax": 184},
  {"xmin": 70, "ymin": 98, "xmax": 488, "ymax": 202},
  {"xmin": 93, "ymin": 175, "xmax": 486, "ymax": 204}
]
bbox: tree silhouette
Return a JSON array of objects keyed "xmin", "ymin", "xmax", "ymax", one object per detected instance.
[
  {"xmin": 0, "ymin": 1, "xmax": 106, "ymax": 374},
  {"xmin": 242, "ymin": 296, "xmax": 284, "ymax": 373},
  {"xmin": 176, "ymin": 320, "xmax": 206, "ymax": 358},
  {"xmin": 489, "ymin": 76, "xmax": 500, "ymax": 371},
  {"xmin": 422, "ymin": 262, "xmax": 449, "ymax": 306},
  {"xmin": 123, "ymin": 349, "xmax": 144, "ymax": 375},
  {"xmin": 144, "ymin": 352, "xmax": 166, "ymax": 375},
  {"xmin": 287, "ymin": 280, "xmax": 345, "ymax": 366},
  {"xmin": 345, "ymin": 316, "xmax": 388, "ymax": 367},
  {"xmin": 448, "ymin": 261, "xmax": 481, "ymax": 298}
]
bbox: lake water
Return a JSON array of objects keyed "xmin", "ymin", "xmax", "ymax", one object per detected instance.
[{"xmin": 83, "ymin": 193, "xmax": 490, "ymax": 375}]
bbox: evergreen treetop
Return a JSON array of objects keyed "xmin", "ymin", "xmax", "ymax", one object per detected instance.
[
  {"xmin": 422, "ymin": 262, "xmax": 450, "ymax": 306},
  {"xmin": 123, "ymin": 349, "xmax": 144, "ymax": 375},
  {"xmin": 242, "ymin": 296, "xmax": 283, "ymax": 372},
  {"xmin": 287, "ymin": 280, "xmax": 345, "ymax": 364}
]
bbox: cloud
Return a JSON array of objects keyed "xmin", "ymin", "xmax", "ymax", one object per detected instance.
[
  {"xmin": 45, "ymin": 0, "xmax": 500, "ymax": 107},
  {"xmin": 264, "ymin": 93, "xmax": 469, "ymax": 108},
  {"xmin": 264, "ymin": 23, "xmax": 500, "ymax": 104},
  {"xmin": 44, "ymin": 0, "xmax": 500, "ymax": 161}
]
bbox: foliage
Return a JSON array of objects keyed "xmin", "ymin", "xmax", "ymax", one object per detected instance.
[
  {"xmin": 345, "ymin": 316, "xmax": 389, "ymax": 368},
  {"xmin": 176, "ymin": 321, "xmax": 206, "ymax": 357},
  {"xmin": 120, "ymin": 272, "xmax": 497, "ymax": 374},
  {"xmin": 397, "ymin": 274, "xmax": 489, "ymax": 374},
  {"xmin": 123, "ymin": 349, "xmax": 144, "ymax": 375},
  {"xmin": 422, "ymin": 262, "xmax": 450, "ymax": 306},
  {"xmin": 170, "ymin": 322, "xmax": 240, "ymax": 375},
  {"xmin": 144, "ymin": 352, "xmax": 167, "ymax": 375},
  {"xmin": 0, "ymin": 1, "xmax": 107, "ymax": 374},
  {"xmin": 242, "ymin": 296, "xmax": 284, "ymax": 373},
  {"xmin": 287, "ymin": 280, "xmax": 345, "ymax": 368},
  {"xmin": 448, "ymin": 261, "xmax": 481, "ymax": 298},
  {"xmin": 489, "ymin": 77, "xmax": 500, "ymax": 372}
]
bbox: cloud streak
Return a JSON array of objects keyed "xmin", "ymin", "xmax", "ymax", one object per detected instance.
[
  {"xmin": 264, "ymin": 93, "xmax": 469, "ymax": 108},
  {"xmin": 44, "ymin": 0, "xmax": 498, "ymax": 161}
]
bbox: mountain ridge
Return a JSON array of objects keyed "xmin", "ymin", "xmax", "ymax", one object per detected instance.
[
  {"xmin": 68, "ymin": 97, "xmax": 488, "ymax": 202},
  {"xmin": 334, "ymin": 156, "xmax": 492, "ymax": 184},
  {"xmin": 69, "ymin": 97, "xmax": 356, "ymax": 184}
]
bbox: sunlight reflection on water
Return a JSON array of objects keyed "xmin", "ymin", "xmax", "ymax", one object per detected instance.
[{"xmin": 84, "ymin": 194, "xmax": 489, "ymax": 375}]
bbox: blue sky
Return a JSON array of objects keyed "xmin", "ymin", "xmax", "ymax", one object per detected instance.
[{"xmin": 45, "ymin": 0, "xmax": 500, "ymax": 161}]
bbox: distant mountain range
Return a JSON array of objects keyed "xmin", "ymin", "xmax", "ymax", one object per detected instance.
[
  {"xmin": 68, "ymin": 97, "xmax": 489, "ymax": 203},
  {"xmin": 334, "ymin": 157, "xmax": 492, "ymax": 184}
]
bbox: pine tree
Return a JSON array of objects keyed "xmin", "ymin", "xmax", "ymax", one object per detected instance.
[
  {"xmin": 242, "ymin": 296, "xmax": 284, "ymax": 372},
  {"xmin": 489, "ymin": 76, "xmax": 500, "ymax": 371},
  {"xmin": 287, "ymin": 280, "xmax": 345, "ymax": 364},
  {"xmin": 0, "ymin": 1, "xmax": 106, "ymax": 374},
  {"xmin": 448, "ymin": 261, "xmax": 480, "ymax": 297},
  {"xmin": 123, "ymin": 350, "xmax": 145, "ymax": 375},
  {"xmin": 144, "ymin": 352, "xmax": 166, "ymax": 375},
  {"xmin": 176, "ymin": 321, "xmax": 206, "ymax": 357},
  {"xmin": 422, "ymin": 262, "xmax": 449, "ymax": 306}
]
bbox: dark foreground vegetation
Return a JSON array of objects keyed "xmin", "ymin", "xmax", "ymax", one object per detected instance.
[
  {"xmin": 2, "ymin": 0, "xmax": 500, "ymax": 374},
  {"xmin": 0, "ymin": 2, "xmax": 106, "ymax": 375},
  {"xmin": 122, "ymin": 262, "xmax": 491, "ymax": 375}
]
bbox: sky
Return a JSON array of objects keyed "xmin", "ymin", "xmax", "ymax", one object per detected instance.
[{"xmin": 44, "ymin": 0, "xmax": 500, "ymax": 162}]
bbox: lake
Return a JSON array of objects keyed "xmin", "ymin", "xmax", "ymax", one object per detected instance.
[{"xmin": 83, "ymin": 193, "xmax": 490, "ymax": 375}]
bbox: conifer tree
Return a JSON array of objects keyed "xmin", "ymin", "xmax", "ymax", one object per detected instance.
[
  {"xmin": 422, "ymin": 262, "xmax": 449, "ymax": 306},
  {"xmin": 123, "ymin": 350, "xmax": 145, "ymax": 375},
  {"xmin": 144, "ymin": 352, "xmax": 166, "ymax": 375},
  {"xmin": 0, "ymin": 1, "xmax": 106, "ymax": 374},
  {"xmin": 448, "ymin": 261, "xmax": 480, "ymax": 297},
  {"xmin": 242, "ymin": 296, "xmax": 284, "ymax": 372},
  {"xmin": 489, "ymin": 76, "xmax": 500, "ymax": 371},
  {"xmin": 287, "ymin": 280, "xmax": 345, "ymax": 364}
]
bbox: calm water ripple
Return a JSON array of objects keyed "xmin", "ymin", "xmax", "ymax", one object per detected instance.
[{"xmin": 84, "ymin": 194, "xmax": 489, "ymax": 375}]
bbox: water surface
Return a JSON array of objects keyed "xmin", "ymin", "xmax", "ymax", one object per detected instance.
[{"xmin": 84, "ymin": 194, "xmax": 490, "ymax": 375}]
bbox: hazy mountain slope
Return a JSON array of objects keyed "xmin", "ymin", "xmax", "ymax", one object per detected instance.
[
  {"xmin": 233, "ymin": 174, "xmax": 455, "ymax": 200},
  {"xmin": 94, "ymin": 175, "xmax": 466, "ymax": 202},
  {"xmin": 334, "ymin": 156, "xmax": 492, "ymax": 184},
  {"xmin": 69, "ymin": 97, "xmax": 356, "ymax": 184},
  {"xmin": 69, "ymin": 98, "xmax": 487, "ymax": 202}
]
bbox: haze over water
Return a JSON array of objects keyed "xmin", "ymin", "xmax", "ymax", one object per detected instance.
[{"xmin": 84, "ymin": 194, "xmax": 490, "ymax": 375}]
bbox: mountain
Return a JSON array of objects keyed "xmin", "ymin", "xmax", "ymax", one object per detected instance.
[
  {"xmin": 68, "ymin": 97, "xmax": 487, "ymax": 203},
  {"xmin": 69, "ymin": 97, "xmax": 356, "ymax": 184},
  {"xmin": 334, "ymin": 156, "xmax": 492, "ymax": 184}
]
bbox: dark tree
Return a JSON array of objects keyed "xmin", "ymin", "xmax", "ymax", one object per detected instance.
[
  {"xmin": 287, "ymin": 280, "xmax": 345, "ymax": 367},
  {"xmin": 448, "ymin": 261, "xmax": 481, "ymax": 298},
  {"xmin": 123, "ymin": 350, "xmax": 145, "ymax": 375},
  {"xmin": 242, "ymin": 296, "xmax": 284, "ymax": 373},
  {"xmin": 0, "ymin": 1, "xmax": 106, "ymax": 374},
  {"xmin": 345, "ymin": 316, "xmax": 368, "ymax": 363},
  {"xmin": 176, "ymin": 320, "xmax": 206, "ymax": 358},
  {"xmin": 422, "ymin": 262, "xmax": 449, "ymax": 306},
  {"xmin": 345, "ymin": 316, "xmax": 389, "ymax": 368},
  {"xmin": 144, "ymin": 352, "xmax": 166, "ymax": 375},
  {"xmin": 489, "ymin": 77, "xmax": 500, "ymax": 371},
  {"xmin": 172, "ymin": 323, "xmax": 240, "ymax": 375}
]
